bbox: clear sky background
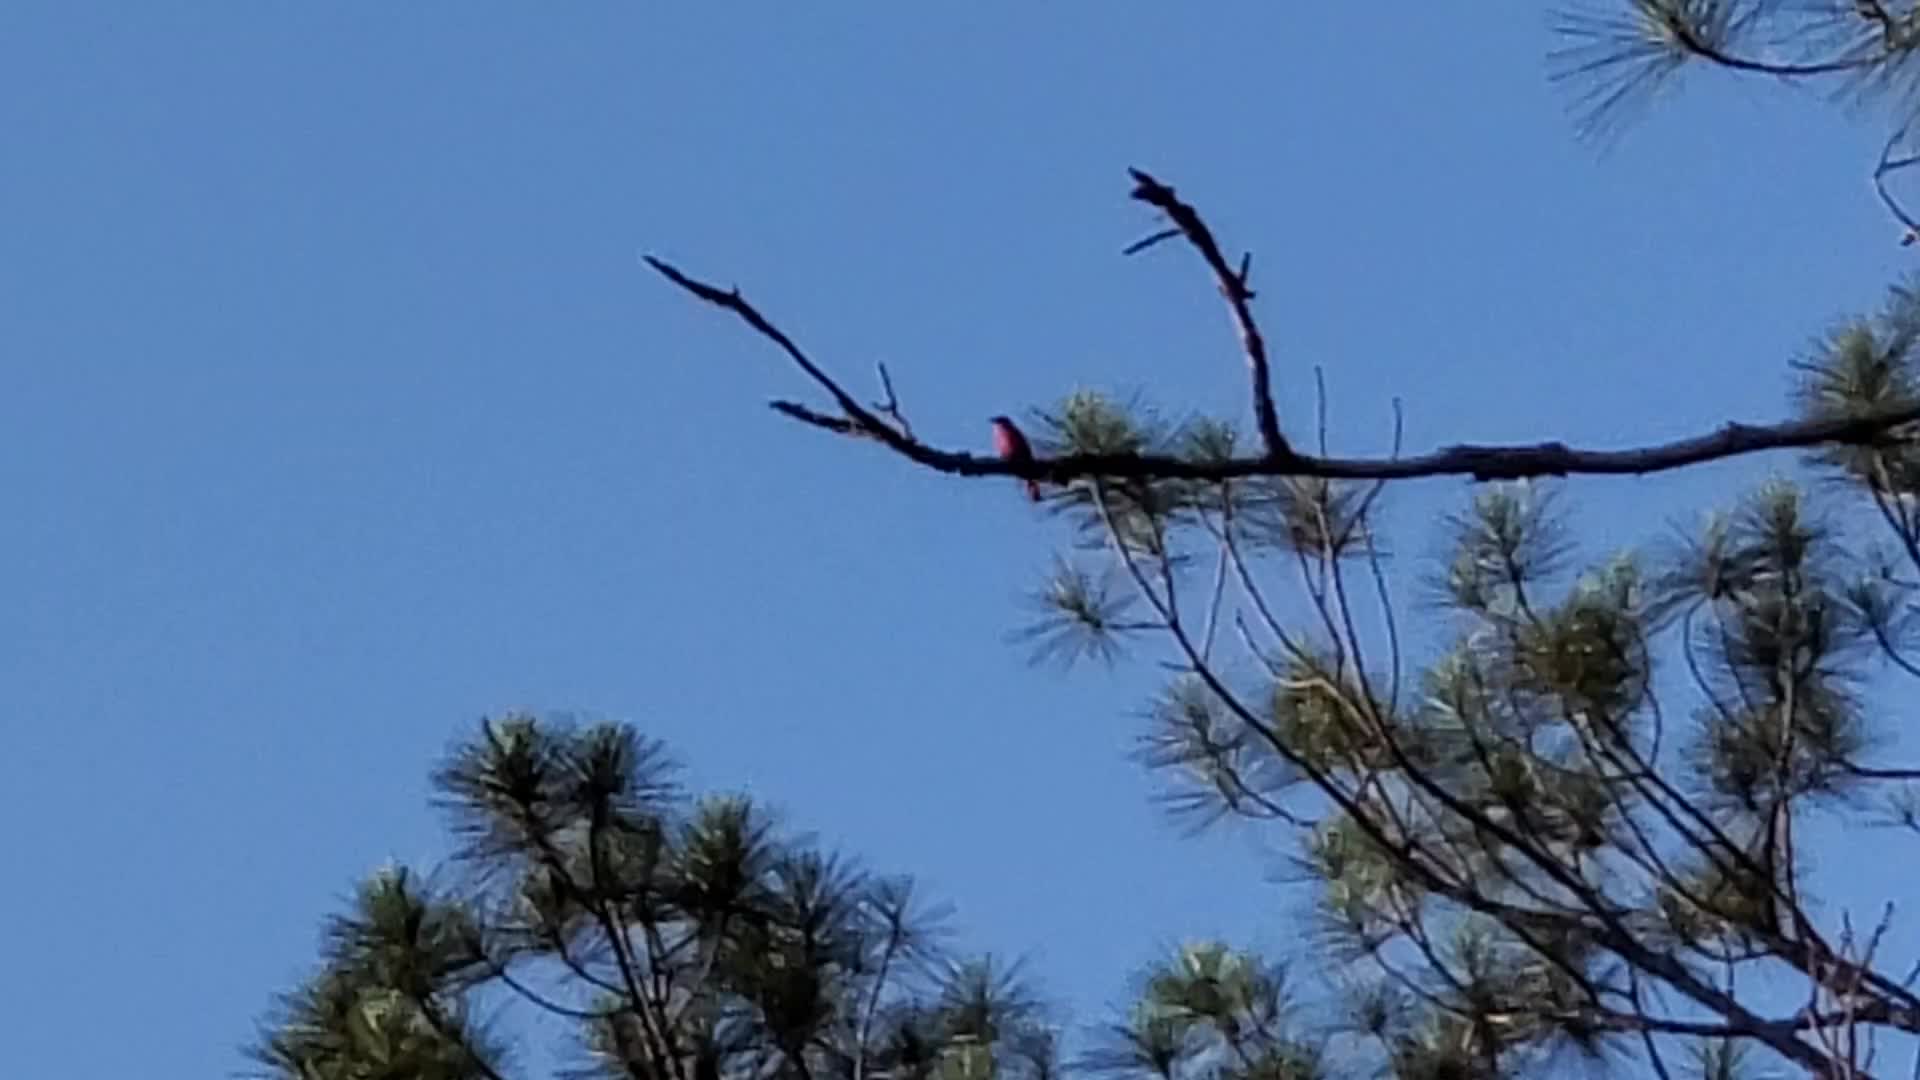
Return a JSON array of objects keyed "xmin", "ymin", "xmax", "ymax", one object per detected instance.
[{"xmin": 5, "ymin": 5, "xmax": 1920, "ymax": 1077}]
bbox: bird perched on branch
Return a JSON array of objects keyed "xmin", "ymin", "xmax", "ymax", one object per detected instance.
[{"xmin": 989, "ymin": 415, "xmax": 1041, "ymax": 503}]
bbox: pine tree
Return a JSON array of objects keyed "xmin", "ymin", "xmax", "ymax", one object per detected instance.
[
  {"xmin": 248, "ymin": 715, "xmax": 1060, "ymax": 1080},
  {"xmin": 645, "ymin": 8, "xmax": 1920, "ymax": 1075}
]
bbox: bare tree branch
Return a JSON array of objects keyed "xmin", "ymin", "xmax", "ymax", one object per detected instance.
[
  {"xmin": 644, "ymin": 255, "xmax": 915, "ymax": 454},
  {"xmin": 1125, "ymin": 168, "xmax": 1292, "ymax": 460},
  {"xmin": 648, "ymin": 253, "xmax": 1920, "ymax": 484}
]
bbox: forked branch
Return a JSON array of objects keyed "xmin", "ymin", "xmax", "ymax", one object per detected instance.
[
  {"xmin": 648, "ymin": 206, "xmax": 1920, "ymax": 486},
  {"xmin": 1125, "ymin": 168, "xmax": 1292, "ymax": 460}
]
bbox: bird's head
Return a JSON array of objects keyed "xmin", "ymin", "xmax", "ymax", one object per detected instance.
[{"xmin": 988, "ymin": 415, "xmax": 1015, "ymax": 428}]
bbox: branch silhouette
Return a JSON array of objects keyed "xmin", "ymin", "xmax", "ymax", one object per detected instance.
[
  {"xmin": 648, "ymin": 169, "xmax": 1920, "ymax": 486},
  {"xmin": 1124, "ymin": 168, "xmax": 1291, "ymax": 459}
]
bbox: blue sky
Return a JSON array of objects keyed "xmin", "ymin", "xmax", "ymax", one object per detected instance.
[{"xmin": 5, "ymin": 5, "xmax": 1919, "ymax": 1076}]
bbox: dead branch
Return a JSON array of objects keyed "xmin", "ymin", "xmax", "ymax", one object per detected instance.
[
  {"xmin": 646, "ymin": 255, "xmax": 1920, "ymax": 485},
  {"xmin": 1125, "ymin": 168, "xmax": 1291, "ymax": 459},
  {"xmin": 644, "ymin": 256, "xmax": 916, "ymax": 452}
]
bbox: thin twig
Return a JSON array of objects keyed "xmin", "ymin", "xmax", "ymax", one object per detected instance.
[
  {"xmin": 1874, "ymin": 124, "xmax": 1920, "ymax": 244},
  {"xmin": 871, "ymin": 361, "xmax": 914, "ymax": 440}
]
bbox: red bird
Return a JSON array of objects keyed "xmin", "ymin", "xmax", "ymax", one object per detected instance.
[{"xmin": 989, "ymin": 415, "xmax": 1041, "ymax": 503}]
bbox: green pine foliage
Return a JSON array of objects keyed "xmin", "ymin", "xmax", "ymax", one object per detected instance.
[
  {"xmin": 248, "ymin": 715, "xmax": 1058, "ymax": 1080},
  {"xmin": 1014, "ymin": 278, "xmax": 1920, "ymax": 1078}
]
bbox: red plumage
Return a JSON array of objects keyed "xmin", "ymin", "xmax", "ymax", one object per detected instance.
[{"xmin": 989, "ymin": 416, "xmax": 1041, "ymax": 503}]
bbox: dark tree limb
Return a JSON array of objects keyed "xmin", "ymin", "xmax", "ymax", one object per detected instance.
[
  {"xmin": 1125, "ymin": 168, "xmax": 1292, "ymax": 460},
  {"xmin": 645, "ymin": 256, "xmax": 915, "ymax": 452},
  {"xmin": 647, "ymin": 253, "xmax": 1920, "ymax": 485},
  {"xmin": 771, "ymin": 400, "xmax": 857, "ymax": 435}
]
